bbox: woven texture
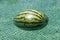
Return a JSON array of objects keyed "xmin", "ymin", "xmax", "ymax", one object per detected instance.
[{"xmin": 0, "ymin": 0, "xmax": 60, "ymax": 40}]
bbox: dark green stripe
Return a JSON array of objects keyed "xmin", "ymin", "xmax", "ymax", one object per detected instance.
[
  {"xmin": 15, "ymin": 17, "xmax": 24, "ymax": 19},
  {"xmin": 33, "ymin": 18, "xmax": 41, "ymax": 21},
  {"xmin": 32, "ymin": 14, "xmax": 42, "ymax": 19},
  {"xmin": 14, "ymin": 21, "xmax": 43, "ymax": 23},
  {"xmin": 28, "ymin": 10, "xmax": 43, "ymax": 18}
]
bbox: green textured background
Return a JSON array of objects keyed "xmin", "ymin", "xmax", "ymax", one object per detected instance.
[{"xmin": 0, "ymin": 0, "xmax": 60, "ymax": 40}]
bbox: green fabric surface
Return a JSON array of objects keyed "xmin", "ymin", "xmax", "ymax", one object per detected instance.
[{"xmin": 0, "ymin": 0, "xmax": 60, "ymax": 40}]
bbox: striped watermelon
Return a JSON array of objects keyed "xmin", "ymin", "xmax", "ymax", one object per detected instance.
[{"xmin": 13, "ymin": 10, "xmax": 48, "ymax": 30}]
